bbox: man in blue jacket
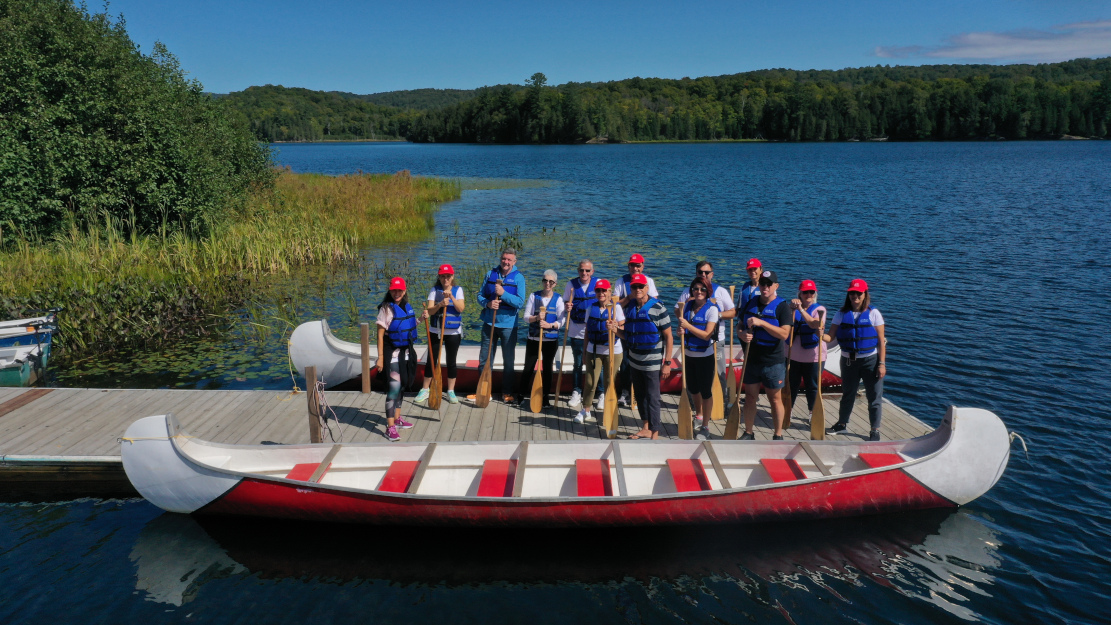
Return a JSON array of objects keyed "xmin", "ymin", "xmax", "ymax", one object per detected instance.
[{"xmin": 477, "ymin": 248, "xmax": 526, "ymax": 403}]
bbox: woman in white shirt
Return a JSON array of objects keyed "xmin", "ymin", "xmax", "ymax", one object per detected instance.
[
  {"xmin": 575, "ymin": 280, "xmax": 624, "ymax": 424},
  {"xmin": 376, "ymin": 277, "xmax": 422, "ymax": 442},
  {"xmin": 823, "ymin": 279, "xmax": 886, "ymax": 441},
  {"xmin": 518, "ymin": 269, "xmax": 566, "ymax": 407},
  {"xmin": 415, "ymin": 264, "xmax": 465, "ymax": 405},
  {"xmin": 788, "ymin": 279, "xmax": 827, "ymax": 419},
  {"xmin": 677, "ymin": 277, "xmax": 719, "ymax": 441}
]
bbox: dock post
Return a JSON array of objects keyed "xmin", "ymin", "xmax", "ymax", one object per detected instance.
[
  {"xmin": 360, "ymin": 322, "xmax": 371, "ymax": 393},
  {"xmin": 306, "ymin": 365, "xmax": 322, "ymax": 444}
]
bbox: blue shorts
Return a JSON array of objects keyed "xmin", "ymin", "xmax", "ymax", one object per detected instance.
[{"xmin": 743, "ymin": 360, "xmax": 786, "ymax": 390}]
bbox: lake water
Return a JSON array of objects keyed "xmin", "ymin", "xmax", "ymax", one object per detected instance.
[{"xmin": 6, "ymin": 141, "xmax": 1110, "ymax": 624}]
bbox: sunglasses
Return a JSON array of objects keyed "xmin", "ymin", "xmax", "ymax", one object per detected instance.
[
  {"xmin": 800, "ymin": 290, "xmax": 815, "ymax": 295},
  {"xmin": 759, "ymin": 282, "xmax": 774, "ymax": 287},
  {"xmin": 630, "ymin": 284, "xmax": 646, "ymax": 290},
  {"xmin": 698, "ymin": 270, "xmax": 712, "ymax": 275},
  {"xmin": 542, "ymin": 279, "xmax": 556, "ymax": 284},
  {"xmin": 629, "ymin": 263, "xmax": 643, "ymax": 268},
  {"xmin": 690, "ymin": 286, "xmax": 707, "ymax": 293},
  {"xmin": 578, "ymin": 268, "xmax": 593, "ymax": 273},
  {"xmin": 848, "ymin": 291, "xmax": 864, "ymax": 296}
]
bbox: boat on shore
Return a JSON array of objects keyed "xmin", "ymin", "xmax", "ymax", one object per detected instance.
[
  {"xmin": 120, "ymin": 407, "xmax": 1010, "ymax": 527},
  {"xmin": 0, "ymin": 313, "xmax": 57, "ymax": 387},
  {"xmin": 289, "ymin": 319, "xmax": 844, "ymax": 393}
]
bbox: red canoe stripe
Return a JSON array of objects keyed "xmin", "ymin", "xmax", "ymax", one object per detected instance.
[
  {"xmin": 859, "ymin": 453, "xmax": 905, "ymax": 469},
  {"xmin": 477, "ymin": 459, "xmax": 516, "ymax": 497},
  {"xmin": 761, "ymin": 458, "xmax": 807, "ymax": 483},
  {"xmin": 379, "ymin": 460, "xmax": 421, "ymax": 493},
  {"xmin": 667, "ymin": 458, "xmax": 712, "ymax": 492},
  {"xmin": 576, "ymin": 459, "xmax": 613, "ymax": 497},
  {"xmin": 286, "ymin": 463, "xmax": 323, "ymax": 481}
]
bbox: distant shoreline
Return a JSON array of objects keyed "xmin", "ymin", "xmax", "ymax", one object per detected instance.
[
  {"xmin": 270, "ymin": 139, "xmax": 407, "ymax": 143},
  {"xmin": 271, "ymin": 135, "xmax": 1104, "ymax": 145}
]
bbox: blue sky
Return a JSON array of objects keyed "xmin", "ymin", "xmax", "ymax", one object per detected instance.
[{"xmin": 104, "ymin": 0, "xmax": 1111, "ymax": 94}]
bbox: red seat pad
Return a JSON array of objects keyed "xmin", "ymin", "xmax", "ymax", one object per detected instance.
[
  {"xmin": 477, "ymin": 459, "xmax": 516, "ymax": 497},
  {"xmin": 576, "ymin": 459, "xmax": 613, "ymax": 496},
  {"xmin": 761, "ymin": 458, "xmax": 807, "ymax": 483},
  {"xmin": 859, "ymin": 453, "xmax": 905, "ymax": 469},
  {"xmin": 379, "ymin": 460, "xmax": 422, "ymax": 493},
  {"xmin": 667, "ymin": 458, "xmax": 712, "ymax": 492},
  {"xmin": 285, "ymin": 463, "xmax": 325, "ymax": 481},
  {"xmin": 465, "ymin": 360, "xmax": 480, "ymax": 368}
]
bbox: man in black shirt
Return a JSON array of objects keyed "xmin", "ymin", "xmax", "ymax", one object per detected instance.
[{"xmin": 739, "ymin": 270, "xmax": 792, "ymax": 440}]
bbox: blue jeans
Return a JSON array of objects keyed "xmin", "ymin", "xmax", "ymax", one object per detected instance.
[
  {"xmin": 838, "ymin": 354, "xmax": 883, "ymax": 430},
  {"xmin": 478, "ymin": 323, "xmax": 518, "ymax": 395},
  {"xmin": 569, "ymin": 337, "xmax": 585, "ymax": 392}
]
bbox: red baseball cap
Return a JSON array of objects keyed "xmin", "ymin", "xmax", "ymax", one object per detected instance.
[
  {"xmin": 799, "ymin": 279, "xmax": 817, "ymax": 291},
  {"xmin": 847, "ymin": 279, "xmax": 868, "ymax": 292},
  {"xmin": 628, "ymin": 253, "xmax": 645, "ymax": 264},
  {"xmin": 746, "ymin": 258, "xmax": 761, "ymax": 269},
  {"xmin": 389, "ymin": 277, "xmax": 407, "ymax": 291},
  {"xmin": 437, "ymin": 264, "xmax": 454, "ymax": 275},
  {"xmin": 630, "ymin": 274, "xmax": 648, "ymax": 286},
  {"xmin": 595, "ymin": 278, "xmax": 612, "ymax": 291}
]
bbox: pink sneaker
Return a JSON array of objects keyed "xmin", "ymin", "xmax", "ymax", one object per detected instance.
[
  {"xmin": 395, "ymin": 417, "xmax": 414, "ymax": 429},
  {"xmin": 385, "ymin": 425, "xmax": 400, "ymax": 441}
]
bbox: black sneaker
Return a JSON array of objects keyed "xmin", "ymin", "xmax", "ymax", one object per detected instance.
[
  {"xmin": 869, "ymin": 430, "xmax": 881, "ymax": 441},
  {"xmin": 740, "ymin": 432, "xmax": 755, "ymax": 441},
  {"xmin": 695, "ymin": 427, "xmax": 710, "ymax": 441},
  {"xmin": 772, "ymin": 434, "xmax": 783, "ymax": 440},
  {"xmin": 828, "ymin": 422, "xmax": 848, "ymax": 433}
]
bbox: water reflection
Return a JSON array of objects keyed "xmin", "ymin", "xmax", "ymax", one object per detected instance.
[{"xmin": 132, "ymin": 510, "xmax": 999, "ymax": 620}]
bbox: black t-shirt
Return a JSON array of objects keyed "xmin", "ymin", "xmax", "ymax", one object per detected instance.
[{"xmin": 744, "ymin": 298, "xmax": 793, "ymax": 366}]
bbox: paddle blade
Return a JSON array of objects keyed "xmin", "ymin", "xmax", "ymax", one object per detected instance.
[
  {"xmin": 677, "ymin": 389, "xmax": 693, "ymax": 439},
  {"xmin": 474, "ymin": 364, "xmax": 492, "ymax": 408},
  {"xmin": 711, "ymin": 368, "xmax": 724, "ymax": 423},
  {"xmin": 530, "ymin": 366, "xmax": 544, "ymax": 413},
  {"xmin": 429, "ymin": 372, "xmax": 442, "ymax": 410},
  {"xmin": 726, "ymin": 364, "xmax": 738, "ymax": 405},
  {"xmin": 811, "ymin": 389, "xmax": 826, "ymax": 440},
  {"xmin": 603, "ymin": 391, "xmax": 618, "ymax": 439},
  {"xmin": 724, "ymin": 392, "xmax": 741, "ymax": 439}
]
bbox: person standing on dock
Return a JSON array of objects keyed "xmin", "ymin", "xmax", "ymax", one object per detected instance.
[
  {"xmin": 675, "ymin": 261, "xmax": 736, "ymax": 410},
  {"xmin": 613, "ymin": 253, "xmax": 658, "ymax": 408},
  {"xmin": 562, "ymin": 259, "xmax": 597, "ymax": 408},
  {"xmin": 738, "ymin": 258, "xmax": 763, "ymax": 313},
  {"xmin": 520, "ymin": 269, "xmax": 566, "ymax": 407},
  {"xmin": 620, "ymin": 274, "xmax": 674, "ymax": 440},
  {"xmin": 824, "ymin": 279, "xmax": 886, "ymax": 441},
  {"xmin": 416, "ymin": 264, "xmax": 465, "ymax": 405},
  {"xmin": 738, "ymin": 270, "xmax": 792, "ymax": 440},
  {"xmin": 376, "ymin": 277, "xmax": 419, "ymax": 442},
  {"xmin": 477, "ymin": 248, "xmax": 526, "ymax": 403},
  {"xmin": 575, "ymin": 280, "xmax": 623, "ymax": 424},
  {"xmin": 678, "ymin": 277, "xmax": 719, "ymax": 440},
  {"xmin": 788, "ymin": 280, "xmax": 826, "ymax": 420}
]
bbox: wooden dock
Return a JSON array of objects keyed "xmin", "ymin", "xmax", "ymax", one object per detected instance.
[{"xmin": 0, "ymin": 385, "xmax": 932, "ymax": 498}]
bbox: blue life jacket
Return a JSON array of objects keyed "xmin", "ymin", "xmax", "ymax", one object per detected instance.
[
  {"xmin": 794, "ymin": 303, "xmax": 822, "ymax": 349},
  {"xmin": 585, "ymin": 302, "xmax": 615, "ymax": 348},
  {"xmin": 386, "ymin": 302, "xmax": 418, "ymax": 348},
  {"xmin": 568, "ymin": 277, "xmax": 598, "ymax": 323},
  {"xmin": 432, "ymin": 285, "xmax": 463, "ymax": 330},
  {"xmin": 481, "ymin": 268, "xmax": 523, "ymax": 311},
  {"xmin": 528, "ymin": 292, "xmax": 561, "ymax": 340},
  {"xmin": 836, "ymin": 307, "xmax": 879, "ymax": 356},
  {"xmin": 624, "ymin": 298, "xmax": 662, "ymax": 352},
  {"xmin": 683, "ymin": 300, "xmax": 714, "ymax": 353},
  {"xmin": 738, "ymin": 282, "xmax": 760, "ymax": 312},
  {"xmin": 743, "ymin": 296, "xmax": 785, "ymax": 348}
]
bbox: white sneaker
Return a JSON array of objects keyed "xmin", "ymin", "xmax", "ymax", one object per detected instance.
[
  {"xmin": 618, "ymin": 392, "xmax": 629, "ymax": 407},
  {"xmin": 595, "ymin": 393, "xmax": 604, "ymax": 409},
  {"xmin": 574, "ymin": 410, "xmax": 587, "ymax": 424},
  {"xmin": 584, "ymin": 411, "xmax": 597, "ymax": 423},
  {"xmin": 568, "ymin": 390, "xmax": 582, "ymax": 408}
]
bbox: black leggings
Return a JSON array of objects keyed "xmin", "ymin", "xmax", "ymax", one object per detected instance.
[
  {"xmin": 424, "ymin": 332, "xmax": 461, "ymax": 378},
  {"xmin": 684, "ymin": 354, "xmax": 715, "ymax": 398},
  {"xmin": 788, "ymin": 360, "xmax": 820, "ymax": 411},
  {"xmin": 518, "ymin": 338, "xmax": 559, "ymax": 402}
]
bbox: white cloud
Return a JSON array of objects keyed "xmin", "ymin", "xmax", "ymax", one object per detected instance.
[{"xmin": 872, "ymin": 20, "xmax": 1111, "ymax": 63}]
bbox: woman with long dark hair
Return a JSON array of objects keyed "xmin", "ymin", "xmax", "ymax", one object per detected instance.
[
  {"xmin": 823, "ymin": 279, "xmax": 886, "ymax": 441},
  {"xmin": 678, "ymin": 276, "xmax": 719, "ymax": 441},
  {"xmin": 376, "ymin": 277, "xmax": 421, "ymax": 442}
]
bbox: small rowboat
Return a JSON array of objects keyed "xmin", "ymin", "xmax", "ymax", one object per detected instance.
[
  {"xmin": 120, "ymin": 407, "xmax": 1010, "ymax": 526},
  {"xmin": 289, "ymin": 319, "xmax": 843, "ymax": 392},
  {"xmin": 0, "ymin": 313, "xmax": 57, "ymax": 387}
]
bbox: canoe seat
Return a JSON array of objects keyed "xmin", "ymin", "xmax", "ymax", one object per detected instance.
[
  {"xmin": 667, "ymin": 458, "xmax": 711, "ymax": 492},
  {"xmin": 859, "ymin": 453, "xmax": 905, "ymax": 469},
  {"xmin": 285, "ymin": 462, "xmax": 327, "ymax": 481},
  {"xmin": 465, "ymin": 359, "xmax": 480, "ymax": 368},
  {"xmin": 576, "ymin": 459, "xmax": 612, "ymax": 496},
  {"xmin": 477, "ymin": 459, "xmax": 517, "ymax": 497},
  {"xmin": 761, "ymin": 458, "xmax": 807, "ymax": 483},
  {"xmin": 379, "ymin": 460, "xmax": 421, "ymax": 493}
]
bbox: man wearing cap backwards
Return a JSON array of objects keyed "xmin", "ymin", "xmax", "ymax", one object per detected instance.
[
  {"xmin": 824, "ymin": 279, "xmax": 886, "ymax": 441},
  {"xmin": 675, "ymin": 260, "xmax": 737, "ymax": 420},
  {"xmin": 738, "ymin": 269, "xmax": 793, "ymax": 440},
  {"xmin": 476, "ymin": 248, "xmax": 526, "ymax": 403},
  {"xmin": 619, "ymin": 273, "xmax": 674, "ymax": 440},
  {"xmin": 738, "ymin": 258, "xmax": 763, "ymax": 313},
  {"xmin": 612, "ymin": 254, "xmax": 659, "ymax": 407},
  {"xmin": 562, "ymin": 259, "xmax": 597, "ymax": 408},
  {"xmin": 416, "ymin": 264, "xmax": 466, "ymax": 405}
]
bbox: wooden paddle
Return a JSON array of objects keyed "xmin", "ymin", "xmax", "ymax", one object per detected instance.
[
  {"xmin": 811, "ymin": 311, "xmax": 827, "ymax": 440},
  {"xmin": 553, "ymin": 313, "xmax": 570, "ymax": 413},
  {"xmin": 678, "ymin": 327, "xmax": 694, "ymax": 440},
  {"xmin": 710, "ymin": 342, "xmax": 725, "ymax": 421},
  {"xmin": 724, "ymin": 323, "xmax": 753, "ymax": 440},
  {"xmin": 431, "ymin": 303, "xmax": 446, "ymax": 409},
  {"xmin": 782, "ymin": 324, "xmax": 794, "ymax": 429},
  {"xmin": 425, "ymin": 316, "xmax": 442, "ymax": 411},
  {"xmin": 727, "ymin": 285, "xmax": 738, "ymax": 405},
  {"xmin": 474, "ymin": 318, "xmax": 495, "ymax": 408},
  {"xmin": 529, "ymin": 309, "xmax": 545, "ymax": 413},
  {"xmin": 602, "ymin": 302, "xmax": 619, "ymax": 439}
]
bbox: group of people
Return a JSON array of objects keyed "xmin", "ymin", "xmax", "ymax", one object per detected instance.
[{"xmin": 374, "ymin": 248, "xmax": 886, "ymax": 444}]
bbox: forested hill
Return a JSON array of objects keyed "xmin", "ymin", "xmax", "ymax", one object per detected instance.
[
  {"xmin": 355, "ymin": 88, "xmax": 477, "ymax": 110},
  {"xmin": 227, "ymin": 59, "xmax": 1111, "ymax": 143}
]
